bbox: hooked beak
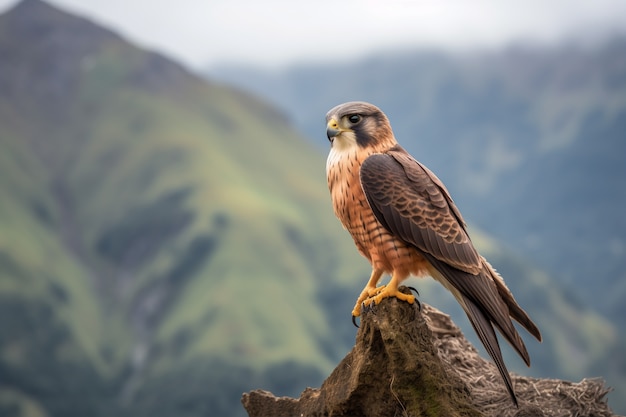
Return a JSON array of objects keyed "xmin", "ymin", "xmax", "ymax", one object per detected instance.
[{"xmin": 326, "ymin": 118, "xmax": 341, "ymax": 142}]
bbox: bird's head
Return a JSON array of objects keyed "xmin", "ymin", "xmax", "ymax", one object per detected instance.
[{"xmin": 325, "ymin": 101, "xmax": 396, "ymax": 151}]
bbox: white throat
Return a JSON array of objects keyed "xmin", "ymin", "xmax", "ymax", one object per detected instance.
[{"xmin": 326, "ymin": 132, "xmax": 359, "ymax": 172}]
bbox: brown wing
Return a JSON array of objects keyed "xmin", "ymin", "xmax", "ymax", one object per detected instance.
[
  {"xmin": 360, "ymin": 147, "xmax": 541, "ymax": 406},
  {"xmin": 359, "ymin": 146, "xmax": 482, "ymax": 275}
]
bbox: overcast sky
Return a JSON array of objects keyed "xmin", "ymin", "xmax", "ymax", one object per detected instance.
[{"xmin": 1, "ymin": 0, "xmax": 626, "ymax": 70}]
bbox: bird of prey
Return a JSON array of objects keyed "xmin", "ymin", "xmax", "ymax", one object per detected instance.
[{"xmin": 325, "ymin": 101, "xmax": 542, "ymax": 406}]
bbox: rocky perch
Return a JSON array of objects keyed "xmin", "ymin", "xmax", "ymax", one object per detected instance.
[{"xmin": 242, "ymin": 288, "xmax": 615, "ymax": 417}]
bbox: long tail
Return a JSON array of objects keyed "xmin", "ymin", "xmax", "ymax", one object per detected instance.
[
  {"xmin": 483, "ymin": 257, "xmax": 542, "ymax": 342},
  {"xmin": 424, "ymin": 254, "xmax": 541, "ymax": 406}
]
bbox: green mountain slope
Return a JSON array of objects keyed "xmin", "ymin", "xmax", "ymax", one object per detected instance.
[
  {"xmin": 0, "ymin": 1, "xmax": 368, "ymax": 415},
  {"xmin": 0, "ymin": 1, "xmax": 621, "ymax": 416}
]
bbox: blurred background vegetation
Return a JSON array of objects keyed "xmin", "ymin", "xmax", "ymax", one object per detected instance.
[{"xmin": 0, "ymin": 1, "xmax": 624, "ymax": 416}]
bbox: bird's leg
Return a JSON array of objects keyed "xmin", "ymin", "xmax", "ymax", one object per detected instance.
[
  {"xmin": 368, "ymin": 272, "xmax": 415, "ymax": 307},
  {"xmin": 352, "ymin": 269, "xmax": 385, "ymax": 318}
]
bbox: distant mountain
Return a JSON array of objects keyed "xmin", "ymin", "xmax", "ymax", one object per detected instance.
[{"xmin": 0, "ymin": 1, "xmax": 622, "ymax": 416}]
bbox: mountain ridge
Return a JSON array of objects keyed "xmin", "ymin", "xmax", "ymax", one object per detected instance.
[{"xmin": 1, "ymin": 1, "xmax": 358, "ymax": 414}]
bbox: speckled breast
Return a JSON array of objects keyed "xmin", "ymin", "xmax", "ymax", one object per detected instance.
[{"xmin": 326, "ymin": 148, "xmax": 423, "ymax": 274}]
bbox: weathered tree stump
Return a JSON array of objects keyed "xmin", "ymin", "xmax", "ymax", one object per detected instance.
[{"xmin": 242, "ymin": 287, "xmax": 615, "ymax": 417}]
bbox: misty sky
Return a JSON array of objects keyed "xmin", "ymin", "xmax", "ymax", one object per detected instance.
[{"xmin": 1, "ymin": 0, "xmax": 626, "ymax": 70}]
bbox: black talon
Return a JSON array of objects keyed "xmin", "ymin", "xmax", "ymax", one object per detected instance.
[
  {"xmin": 352, "ymin": 315, "xmax": 359, "ymax": 328},
  {"xmin": 407, "ymin": 286, "xmax": 422, "ymax": 311},
  {"xmin": 362, "ymin": 301, "xmax": 373, "ymax": 314},
  {"xmin": 407, "ymin": 286, "xmax": 420, "ymax": 297}
]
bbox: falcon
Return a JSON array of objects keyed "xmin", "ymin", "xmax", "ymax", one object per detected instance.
[{"xmin": 325, "ymin": 101, "xmax": 541, "ymax": 406}]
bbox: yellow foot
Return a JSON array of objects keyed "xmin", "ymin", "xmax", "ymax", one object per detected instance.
[
  {"xmin": 370, "ymin": 286, "xmax": 415, "ymax": 307},
  {"xmin": 351, "ymin": 285, "xmax": 415, "ymax": 319},
  {"xmin": 351, "ymin": 285, "xmax": 386, "ymax": 317}
]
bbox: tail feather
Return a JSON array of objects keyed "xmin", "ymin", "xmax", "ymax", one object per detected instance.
[
  {"xmin": 464, "ymin": 297, "xmax": 518, "ymax": 406},
  {"xmin": 424, "ymin": 253, "xmax": 541, "ymax": 405},
  {"xmin": 483, "ymin": 258, "xmax": 542, "ymax": 342}
]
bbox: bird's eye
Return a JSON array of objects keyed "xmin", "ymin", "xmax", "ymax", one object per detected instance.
[{"xmin": 348, "ymin": 114, "xmax": 361, "ymax": 124}]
